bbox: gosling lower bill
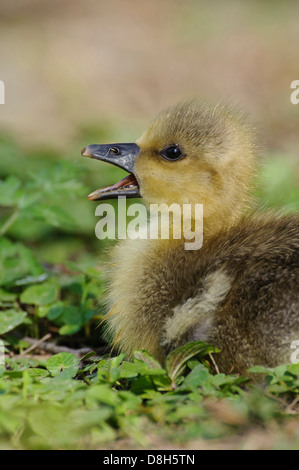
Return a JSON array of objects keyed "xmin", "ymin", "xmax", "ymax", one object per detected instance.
[{"xmin": 82, "ymin": 100, "xmax": 299, "ymax": 376}]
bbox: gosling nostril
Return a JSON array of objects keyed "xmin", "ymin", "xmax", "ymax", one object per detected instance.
[{"xmin": 110, "ymin": 147, "xmax": 120, "ymax": 155}]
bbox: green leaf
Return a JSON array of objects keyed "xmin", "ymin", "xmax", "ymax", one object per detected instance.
[
  {"xmin": 23, "ymin": 204, "xmax": 76, "ymax": 228},
  {"xmin": 166, "ymin": 341, "xmax": 219, "ymax": 384},
  {"xmin": 15, "ymin": 273, "xmax": 48, "ymax": 287},
  {"xmin": 96, "ymin": 354, "xmax": 126, "ymax": 383},
  {"xmin": 58, "ymin": 305, "xmax": 83, "ymax": 335},
  {"xmin": 39, "ymin": 301, "xmax": 64, "ymax": 320},
  {"xmin": 285, "ymin": 363, "xmax": 299, "ymax": 376},
  {"xmin": 27, "ymin": 404, "xmax": 106, "ymax": 448},
  {"xmin": 86, "ymin": 384, "xmax": 120, "ymax": 406},
  {"xmin": 58, "ymin": 324, "xmax": 81, "ymax": 336},
  {"xmin": 133, "ymin": 350, "xmax": 163, "ymax": 369},
  {"xmin": 0, "ymin": 236, "xmax": 14, "ymax": 254},
  {"xmin": 110, "ymin": 354, "xmax": 126, "ymax": 368},
  {"xmin": 248, "ymin": 365, "xmax": 274, "ymax": 374},
  {"xmin": 0, "ymin": 288, "xmax": 17, "ymax": 301},
  {"xmin": 46, "ymin": 353, "xmax": 80, "ymax": 377},
  {"xmin": 0, "ymin": 176, "xmax": 22, "ymax": 206},
  {"xmin": 0, "ymin": 240, "xmax": 44, "ymax": 287},
  {"xmin": 20, "ymin": 281, "xmax": 58, "ymax": 306},
  {"xmin": 180, "ymin": 363, "xmax": 211, "ymax": 390},
  {"xmin": 113, "ymin": 359, "xmax": 166, "ymax": 382},
  {"xmin": 27, "ymin": 368, "xmax": 49, "ymax": 378},
  {"xmin": 0, "ymin": 309, "xmax": 27, "ymax": 334}
]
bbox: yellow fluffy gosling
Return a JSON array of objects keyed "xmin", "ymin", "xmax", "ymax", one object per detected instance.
[{"xmin": 82, "ymin": 101, "xmax": 299, "ymax": 375}]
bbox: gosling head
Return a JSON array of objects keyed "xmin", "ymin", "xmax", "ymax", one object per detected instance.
[{"xmin": 82, "ymin": 100, "xmax": 259, "ymax": 235}]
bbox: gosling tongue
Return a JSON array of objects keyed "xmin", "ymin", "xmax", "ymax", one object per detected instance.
[{"xmin": 88, "ymin": 173, "xmax": 139, "ymax": 201}]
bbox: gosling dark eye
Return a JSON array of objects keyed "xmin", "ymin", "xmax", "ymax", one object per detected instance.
[{"xmin": 160, "ymin": 145, "xmax": 182, "ymax": 161}]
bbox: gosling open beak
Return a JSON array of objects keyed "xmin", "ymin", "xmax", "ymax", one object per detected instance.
[{"xmin": 81, "ymin": 143, "xmax": 141, "ymax": 201}]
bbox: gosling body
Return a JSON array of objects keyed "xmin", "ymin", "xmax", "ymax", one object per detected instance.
[
  {"xmin": 83, "ymin": 100, "xmax": 299, "ymax": 375},
  {"xmin": 107, "ymin": 213, "xmax": 299, "ymax": 375}
]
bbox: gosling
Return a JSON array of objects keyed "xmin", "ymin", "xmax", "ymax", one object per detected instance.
[{"xmin": 82, "ymin": 100, "xmax": 299, "ymax": 376}]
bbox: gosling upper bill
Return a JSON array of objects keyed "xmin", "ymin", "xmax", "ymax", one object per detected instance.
[
  {"xmin": 83, "ymin": 100, "xmax": 299, "ymax": 376},
  {"xmin": 81, "ymin": 143, "xmax": 140, "ymax": 200}
]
